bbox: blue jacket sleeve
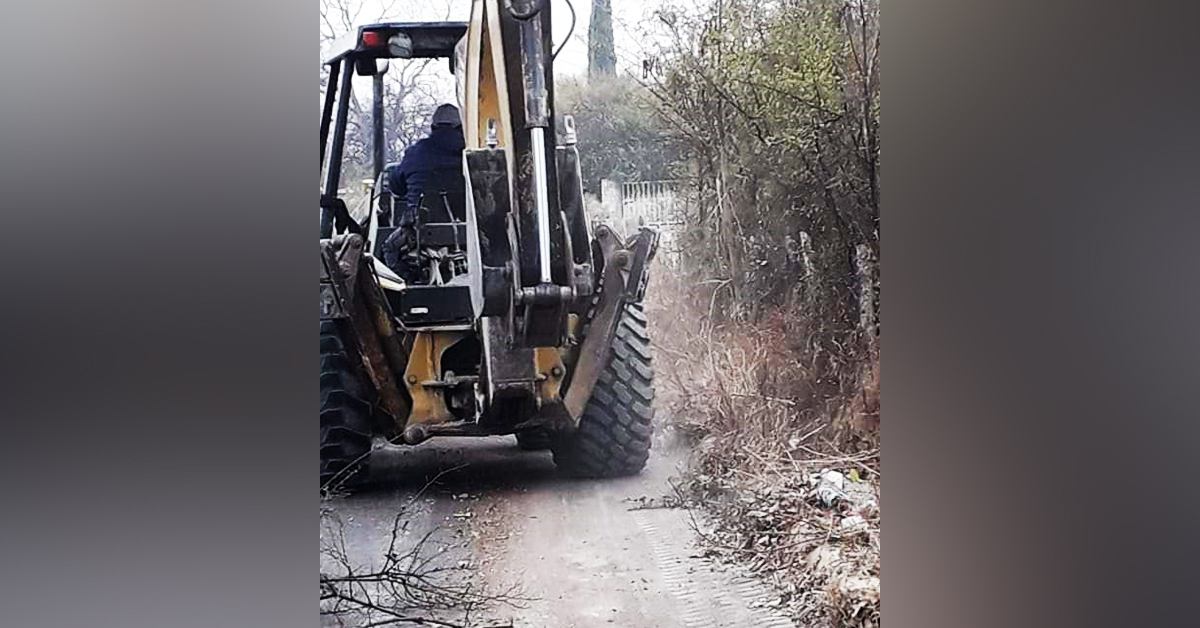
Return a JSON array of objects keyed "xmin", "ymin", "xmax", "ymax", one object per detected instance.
[{"xmin": 388, "ymin": 160, "xmax": 407, "ymax": 201}]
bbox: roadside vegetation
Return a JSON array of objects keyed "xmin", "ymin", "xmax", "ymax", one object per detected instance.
[{"xmin": 581, "ymin": 0, "xmax": 882, "ymax": 624}]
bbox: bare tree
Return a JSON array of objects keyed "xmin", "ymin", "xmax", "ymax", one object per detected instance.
[{"xmin": 320, "ymin": 0, "xmax": 461, "ymax": 184}]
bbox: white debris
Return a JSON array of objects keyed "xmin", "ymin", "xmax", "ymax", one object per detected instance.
[{"xmin": 815, "ymin": 470, "xmax": 847, "ymax": 507}]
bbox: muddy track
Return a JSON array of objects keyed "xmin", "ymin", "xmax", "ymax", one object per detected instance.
[{"xmin": 322, "ymin": 435, "xmax": 796, "ymax": 628}]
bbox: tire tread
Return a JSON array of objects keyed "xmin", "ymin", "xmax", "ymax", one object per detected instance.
[{"xmin": 551, "ymin": 303, "xmax": 655, "ymax": 477}]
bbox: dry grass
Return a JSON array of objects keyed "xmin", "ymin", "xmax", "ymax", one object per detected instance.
[{"xmin": 644, "ymin": 258, "xmax": 881, "ymax": 627}]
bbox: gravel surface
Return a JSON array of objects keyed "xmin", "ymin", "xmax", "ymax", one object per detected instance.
[{"xmin": 321, "ymin": 434, "xmax": 798, "ymax": 628}]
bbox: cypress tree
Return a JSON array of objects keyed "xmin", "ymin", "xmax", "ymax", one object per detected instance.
[{"xmin": 588, "ymin": 0, "xmax": 616, "ymax": 77}]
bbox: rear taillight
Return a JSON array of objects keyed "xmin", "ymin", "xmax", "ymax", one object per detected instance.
[{"xmin": 360, "ymin": 30, "xmax": 385, "ymax": 48}]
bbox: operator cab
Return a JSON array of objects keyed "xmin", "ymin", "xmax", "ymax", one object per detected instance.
[
  {"xmin": 320, "ymin": 22, "xmax": 474, "ymax": 327},
  {"xmin": 319, "ymin": 22, "xmax": 468, "ymax": 256}
]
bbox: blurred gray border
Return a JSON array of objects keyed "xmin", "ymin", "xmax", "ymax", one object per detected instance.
[{"xmin": 1, "ymin": 0, "xmax": 1199, "ymax": 626}]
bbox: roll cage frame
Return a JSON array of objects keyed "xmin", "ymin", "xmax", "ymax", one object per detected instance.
[{"xmin": 319, "ymin": 22, "xmax": 468, "ymax": 238}]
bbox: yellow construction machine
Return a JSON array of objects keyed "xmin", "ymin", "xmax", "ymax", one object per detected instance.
[{"xmin": 319, "ymin": 0, "xmax": 658, "ymax": 487}]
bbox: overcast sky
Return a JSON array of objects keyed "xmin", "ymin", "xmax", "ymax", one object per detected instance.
[{"xmin": 322, "ymin": 0, "xmax": 682, "ymax": 97}]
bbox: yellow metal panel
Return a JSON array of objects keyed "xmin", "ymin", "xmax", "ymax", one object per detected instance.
[
  {"xmin": 534, "ymin": 347, "xmax": 565, "ymax": 402},
  {"xmin": 463, "ymin": 0, "xmax": 516, "ymax": 191},
  {"xmin": 463, "ymin": 0, "xmax": 484, "ymax": 147},
  {"xmin": 402, "ymin": 331, "xmax": 468, "ymax": 426}
]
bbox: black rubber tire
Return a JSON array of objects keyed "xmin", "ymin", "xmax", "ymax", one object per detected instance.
[
  {"xmin": 515, "ymin": 429, "xmax": 553, "ymax": 451},
  {"xmin": 320, "ymin": 320, "xmax": 374, "ymax": 489},
  {"xmin": 551, "ymin": 303, "xmax": 655, "ymax": 477}
]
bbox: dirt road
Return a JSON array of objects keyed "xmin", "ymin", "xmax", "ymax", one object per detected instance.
[{"xmin": 322, "ymin": 434, "xmax": 796, "ymax": 628}]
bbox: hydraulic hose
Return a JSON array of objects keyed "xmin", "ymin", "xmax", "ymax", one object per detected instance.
[{"xmin": 554, "ymin": 0, "xmax": 576, "ymax": 60}]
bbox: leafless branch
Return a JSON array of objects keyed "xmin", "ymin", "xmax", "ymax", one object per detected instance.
[{"xmin": 320, "ymin": 498, "xmax": 527, "ymax": 627}]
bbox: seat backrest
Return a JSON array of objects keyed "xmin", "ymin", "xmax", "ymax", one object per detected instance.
[{"xmin": 416, "ymin": 165, "xmax": 467, "ymax": 224}]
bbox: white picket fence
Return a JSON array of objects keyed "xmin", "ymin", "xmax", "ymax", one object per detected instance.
[
  {"xmin": 620, "ymin": 180, "xmax": 687, "ymax": 228},
  {"xmin": 600, "ymin": 178, "xmax": 688, "ymax": 262}
]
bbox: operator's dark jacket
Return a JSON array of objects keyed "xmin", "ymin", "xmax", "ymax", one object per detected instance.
[
  {"xmin": 382, "ymin": 126, "xmax": 465, "ymax": 281},
  {"xmin": 387, "ymin": 126, "xmax": 466, "ymax": 211}
]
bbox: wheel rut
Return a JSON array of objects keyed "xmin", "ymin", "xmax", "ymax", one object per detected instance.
[{"xmin": 325, "ymin": 436, "xmax": 798, "ymax": 627}]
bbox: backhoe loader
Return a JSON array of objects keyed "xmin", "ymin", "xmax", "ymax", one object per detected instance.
[{"xmin": 319, "ymin": 0, "xmax": 658, "ymax": 487}]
